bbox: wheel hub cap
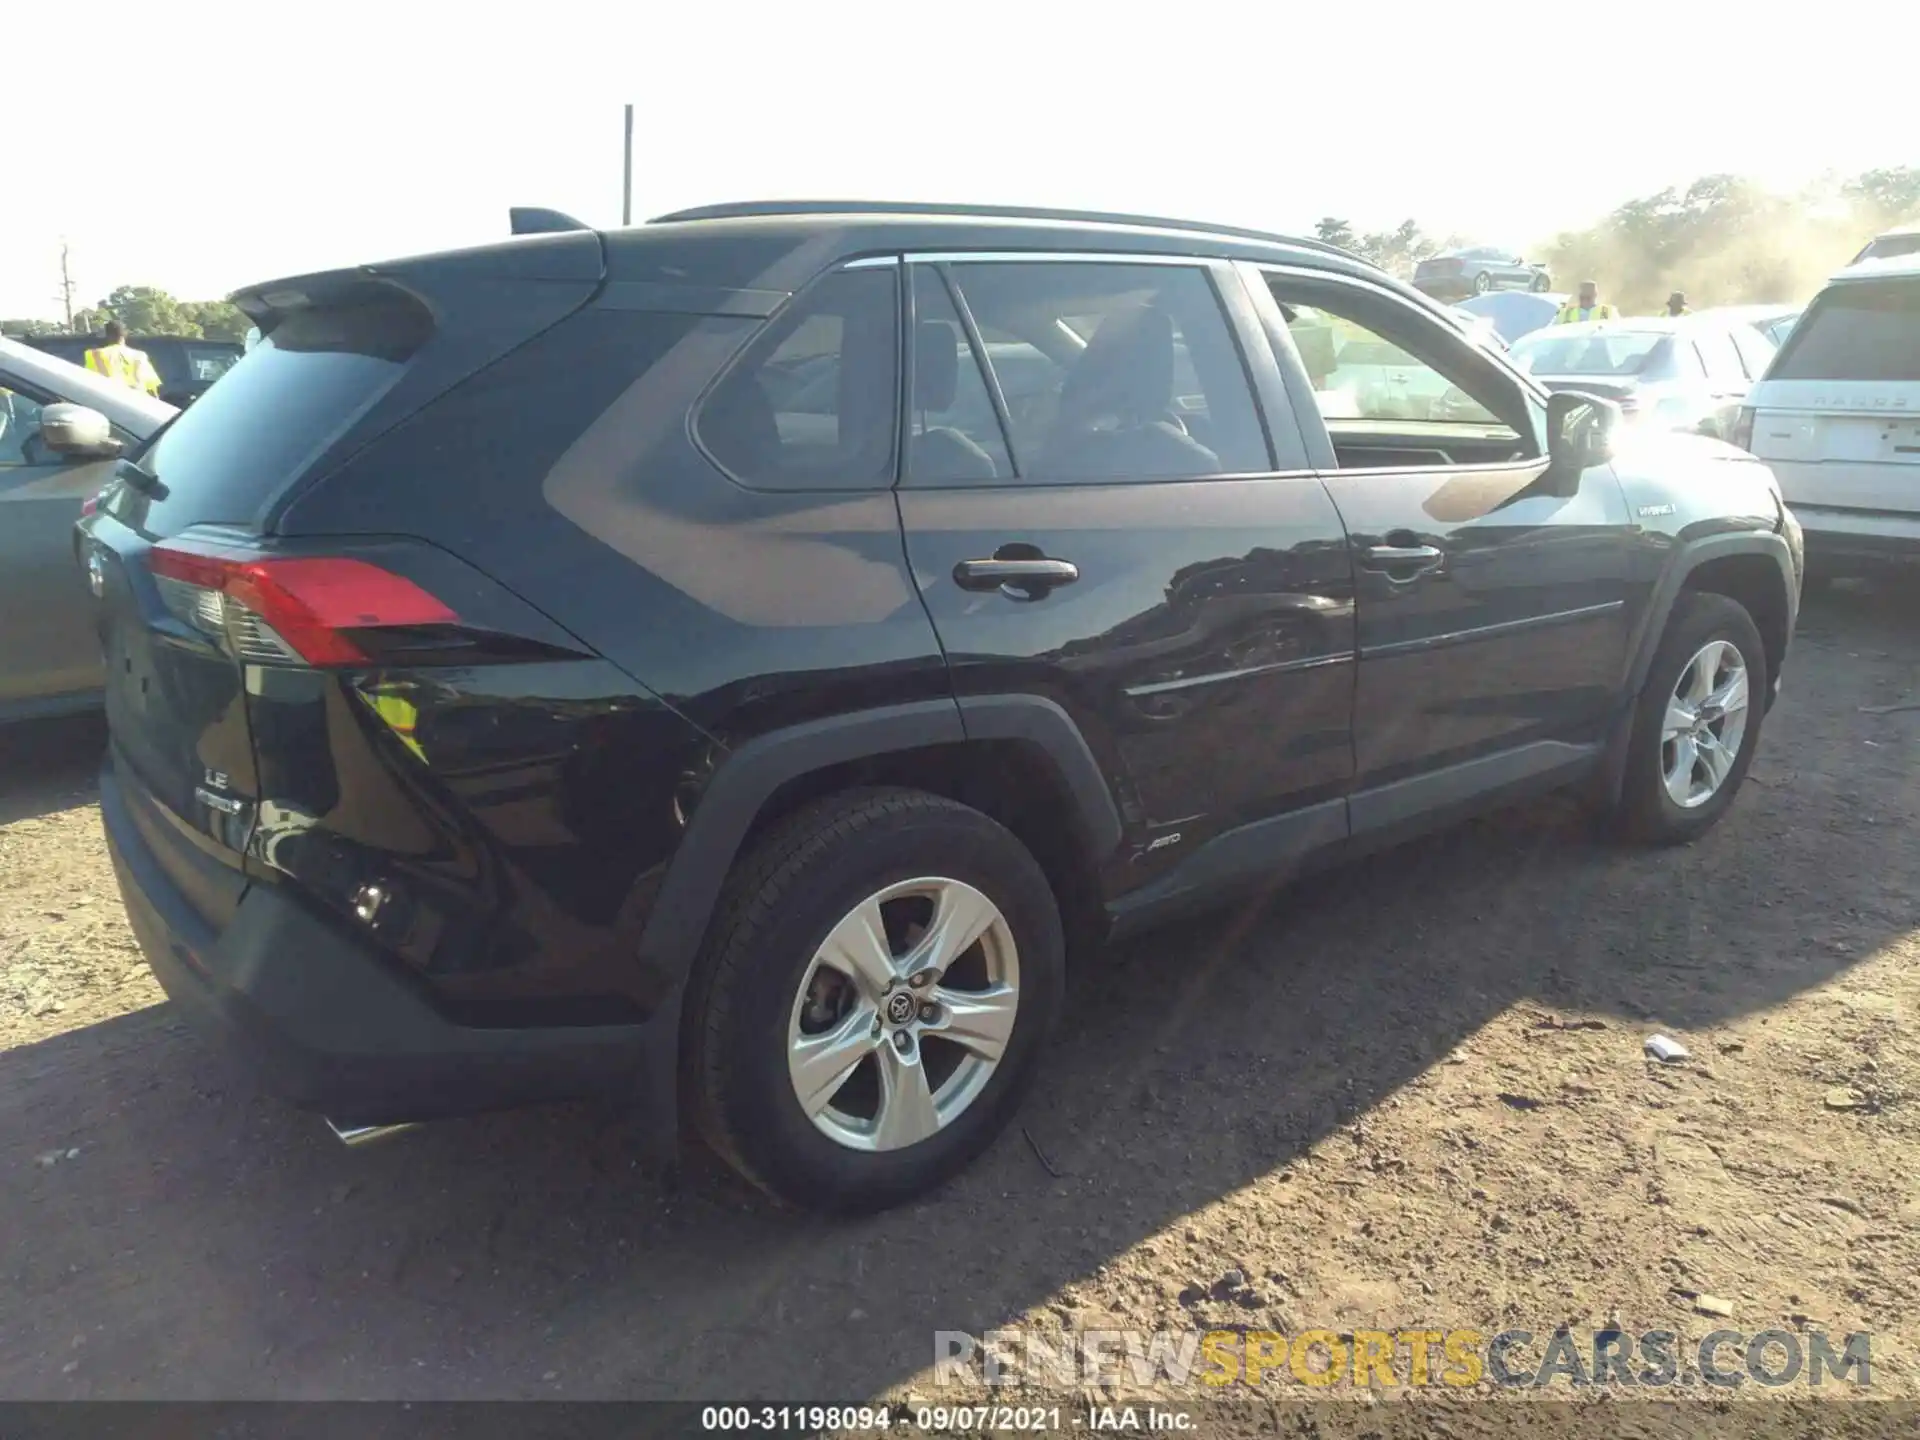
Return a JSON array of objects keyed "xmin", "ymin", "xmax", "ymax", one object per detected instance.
[
  {"xmin": 1660, "ymin": 639, "xmax": 1751, "ymax": 809},
  {"xmin": 786, "ymin": 877, "xmax": 1020, "ymax": 1153}
]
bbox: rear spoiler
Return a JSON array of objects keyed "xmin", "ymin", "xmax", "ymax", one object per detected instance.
[{"xmin": 510, "ymin": 207, "xmax": 591, "ymax": 236}]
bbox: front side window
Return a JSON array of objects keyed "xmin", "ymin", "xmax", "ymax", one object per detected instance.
[
  {"xmin": 697, "ymin": 267, "xmax": 899, "ymax": 490},
  {"xmin": 942, "ymin": 262, "xmax": 1269, "ymax": 482},
  {"xmin": 1266, "ymin": 273, "xmax": 1536, "ymax": 462}
]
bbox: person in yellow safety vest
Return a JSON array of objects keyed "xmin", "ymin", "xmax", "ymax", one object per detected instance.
[
  {"xmin": 363, "ymin": 686, "xmax": 426, "ymax": 761},
  {"xmin": 1554, "ymin": 281, "xmax": 1618, "ymax": 324},
  {"xmin": 1661, "ymin": 291, "xmax": 1691, "ymax": 317},
  {"xmin": 83, "ymin": 321, "xmax": 163, "ymax": 397}
]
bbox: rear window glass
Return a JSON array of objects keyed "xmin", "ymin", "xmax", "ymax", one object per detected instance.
[
  {"xmin": 1510, "ymin": 331, "xmax": 1667, "ymax": 376},
  {"xmin": 130, "ymin": 302, "xmax": 428, "ymax": 530},
  {"xmin": 1769, "ymin": 281, "xmax": 1920, "ymax": 383}
]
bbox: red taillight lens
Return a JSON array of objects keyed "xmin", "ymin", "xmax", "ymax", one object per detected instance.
[
  {"xmin": 80, "ymin": 493, "xmax": 100, "ymax": 516},
  {"xmin": 1730, "ymin": 406, "xmax": 1756, "ymax": 452},
  {"xmin": 147, "ymin": 543, "xmax": 456, "ymax": 666}
]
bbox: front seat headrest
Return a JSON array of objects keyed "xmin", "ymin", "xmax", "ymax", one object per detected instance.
[
  {"xmin": 915, "ymin": 321, "xmax": 962, "ymax": 412},
  {"xmin": 1060, "ymin": 306, "xmax": 1176, "ymax": 424}
]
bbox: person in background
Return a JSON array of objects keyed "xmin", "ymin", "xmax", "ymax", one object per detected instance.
[
  {"xmin": 84, "ymin": 321, "xmax": 162, "ymax": 397},
  {"xmin": 1662, "ymin": 291, "xmax": 1691, "ymax": 317},
  {"xmin": 1555, "ymin": 281, "xmax": 1618, "ymax": 324}
]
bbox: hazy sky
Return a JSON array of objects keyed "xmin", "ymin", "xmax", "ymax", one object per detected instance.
[{"xmin": 7, "ymin": 0, "xmax": 1912, "ymax": 320}]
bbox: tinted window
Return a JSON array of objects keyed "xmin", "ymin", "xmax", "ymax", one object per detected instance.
[
  {"xmin": 130, "ymin": 301, "xmax": 428, "ymax": 531},
  {"xmin": 1770, "ymin": 280, "xmax": 1920, "ymax": 382},
  {"xmin": 907, "ymin": 269, "xmax": 1013, "ymax": 485},
  {"xmin": 1694, "ymin": 328, "xmax": 1745, "ymax": 384},
  {"xmin": 945, "ymin": 262, "xmax": 1268, "ymax": 482},
  {"xmin": 697, "ymin": 267, "xmax": 899, "ymax": 491}
]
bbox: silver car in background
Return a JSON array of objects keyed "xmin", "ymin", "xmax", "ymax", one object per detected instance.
[{"xmin": 0, "ymin": 336, "xmax": 175, "ymax": 722}]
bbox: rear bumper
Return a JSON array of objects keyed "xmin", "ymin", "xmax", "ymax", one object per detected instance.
[
  {"xmin": 1790, "ymin": 505, "xmax": 1920, "ymax": 566},
  {"xmin": 101, "ymin": 761, "xmax": 660, "ymax": 1127}
]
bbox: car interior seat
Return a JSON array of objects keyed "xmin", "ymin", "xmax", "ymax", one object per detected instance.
[
  {"xmin": 1037, "ymin": 307, "xmax": 1221, "ymax": 479},
  {"xmin": 910, "ymin": 321, "xmax": 1001, "ymax": 482}
]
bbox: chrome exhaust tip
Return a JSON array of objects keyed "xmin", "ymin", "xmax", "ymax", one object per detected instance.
[{"xmin": 325, "ymin": 1119, "xmax": 418, "ymax": 1147}]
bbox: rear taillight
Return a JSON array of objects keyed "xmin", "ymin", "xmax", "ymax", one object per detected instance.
[
  {"xmin": 147, "ymin": 542, "xmax": 456, "ymax": 667},
  {"xmin": 1730, "ymin": 406, "xmax": 1756, "ymax": 451},
  {"xmin": 80, "ymin": 493, "xmax": 100, "ymax": 516}
]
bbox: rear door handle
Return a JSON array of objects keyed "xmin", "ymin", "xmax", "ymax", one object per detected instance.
[{"xmin": 953, "ymin": 557, "xmax": 1080, "ymax": 598}]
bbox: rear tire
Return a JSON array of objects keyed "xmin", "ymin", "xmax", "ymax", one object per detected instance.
[
  {"xmin": 683, "ymin": 787, "xmax": 1065, "ymax": 1213},
  {"xmin": 1614, "ymin": 591, "xmax": 1767, "ymax": 846},
  {"xmin": 1473, "ymin": 271, "xmax": 1493, "ymax": 295}
]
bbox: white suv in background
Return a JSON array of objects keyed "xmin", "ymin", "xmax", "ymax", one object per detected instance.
[{"xmin": 1737, "ymin": 257, "xmax": 1920, "ymax": 577}]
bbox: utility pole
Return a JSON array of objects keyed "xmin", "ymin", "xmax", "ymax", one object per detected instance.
[
  {"xmin": 622, "ymin": 104, "xmax": 634, "ymax": 227},
  {"xmin": 56, "ymin": 241, "xmax": 77, "ymax": 331}
]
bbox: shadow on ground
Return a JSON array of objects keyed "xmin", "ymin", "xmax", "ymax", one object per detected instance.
[{"xmin": 1, "ymin": 579, "xmax": 1916, "ymax": 1399}]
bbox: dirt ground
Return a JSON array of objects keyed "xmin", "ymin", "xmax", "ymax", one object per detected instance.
[{"xmin": 2, "ymin": 579, "xmax": 1918, "ymax": 1414}]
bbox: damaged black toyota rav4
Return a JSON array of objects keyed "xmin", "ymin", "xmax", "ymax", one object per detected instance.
[{"xmin": 80, "ymin": 202, "xmax": 1801, "ymax": 1213}]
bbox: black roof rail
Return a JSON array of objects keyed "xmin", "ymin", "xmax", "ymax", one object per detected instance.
[
  {"xmin": 646, "ymin": 199, "xmax": 1362, "ymax": 262},
  {"xmin": 510, "ymin": 207, "xmax": 591, "ymax": 236}
]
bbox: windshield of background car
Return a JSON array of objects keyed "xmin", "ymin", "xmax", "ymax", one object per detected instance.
[
  {"xmin": 1769, "ymin": 280, "xmax": 1920, "ymax": 382},
  {"xmin": 1509, "ymin": 330, "xmax": 1667, "ymax": 376}
]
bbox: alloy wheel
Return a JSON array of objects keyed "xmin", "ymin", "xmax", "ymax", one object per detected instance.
[
  {"xmin": 786, "ymin": 877, "xmax": 1020, "ymax": 1152},
  {"xmin": 1660, "ymin": 640, "xmax": 1750, "ymax": 808}
]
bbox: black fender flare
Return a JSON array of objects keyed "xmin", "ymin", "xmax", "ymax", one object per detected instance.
[
  {"xmin": 1596, "ymin": 529, "xmax": 1797, "ymax": 806},
  {"xmin": 633, "ymin": 694, "xmax": 1123, "ymax": 997}
]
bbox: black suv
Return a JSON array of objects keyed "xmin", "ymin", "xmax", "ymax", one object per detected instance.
[{"xmin": 80, "ymin": 202, "xmax": 1802, "ymax": 1213}]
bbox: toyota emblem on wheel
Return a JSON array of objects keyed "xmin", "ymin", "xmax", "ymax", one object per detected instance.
[{"xmin": 885, "ymin": 990, "xmax": 917, "ymax": 1026}]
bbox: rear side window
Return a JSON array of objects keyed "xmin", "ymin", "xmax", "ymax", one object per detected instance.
[
  {"xmin": 696, "ymin": 267, "xmax": 899, "ymax": 491},
  {"xmin": 943, "ymin": 261, "xmax": 1269, "ymax": 482},
  {"xmin": 130, "ymin": 300, "xmax": 429, "ymax": 531},
  {"xmin": 906, "ymin": 268, "xmax": 1014, "ymax": 484},
  {"xmin": 1770, "ymin": 280, "xmax": 1920, "ymax": 382}
]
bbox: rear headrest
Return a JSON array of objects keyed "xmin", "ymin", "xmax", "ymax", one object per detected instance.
[
  {"xmin": 1061, "ymin": 306, "xmax": 1175, "ymax": 422},
  {"xmin": 915, "ymin": 321, "xmax": 961, "ymax": 411}
]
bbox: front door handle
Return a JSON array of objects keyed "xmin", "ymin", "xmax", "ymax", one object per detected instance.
[
  {"xmin": 1362, "ymin": 543, "xmax": 1443, "ymax": 571},
  {"xmin": 953, "ymin": 556, "xmax": 1080, "ymax": 599}
]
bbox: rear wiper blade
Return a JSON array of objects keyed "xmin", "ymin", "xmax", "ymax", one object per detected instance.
[{"xmin": 115, "ymin": 455, "xmax": 168, "ymax": 500}]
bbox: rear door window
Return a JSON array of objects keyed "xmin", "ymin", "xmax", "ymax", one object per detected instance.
[
  {"xmin": 119, "ymin": 300, "xmax": 430, "ymax": 534},
  {"xmin": 906, "ymin": 268, "xmax": 1014, "ymax": 485},
  {"xmin": 941, "ymin": 261, "xmax": 1269, "ymax": 482},
  {"xmin": 696, "ymin": 267, "xmax": 900, "ymax": 491},
  {"xmin": 1770, "ymin": 280, "xmax": 1920, "ymax": 382}
]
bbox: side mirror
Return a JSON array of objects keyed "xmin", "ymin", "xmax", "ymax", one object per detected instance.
[
  {"xmin": 39, "ymin": 403, "xmax": 122, "ymax": 459},
  {"xmin": 1547, "ymin": 390, "xmax": 1620, "ymax": 472}
]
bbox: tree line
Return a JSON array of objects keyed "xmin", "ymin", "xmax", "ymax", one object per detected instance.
[
  {"xmin": 2, "ymin": 286, "xmax": 251, "ymax": 343},
  {"xmin": 1315, "ymin": 165, "xmax": 1920, "ymax": 312}
]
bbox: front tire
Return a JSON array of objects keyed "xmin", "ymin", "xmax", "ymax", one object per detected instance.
[
  {"xmin": 1473, "ymin": 271, "xmax": 1493, "ymax": 295},
  {"xmin": 683, "ymin": 788, "xmax": 1065, "ymax": 1213},
  {"xmin": 1531, "ymin": 272, "xmax": 1551, "ymax": 292},
  {"xmin": 1615, "ymin": 591, "xmax": 1767, "ymax": 845}
]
